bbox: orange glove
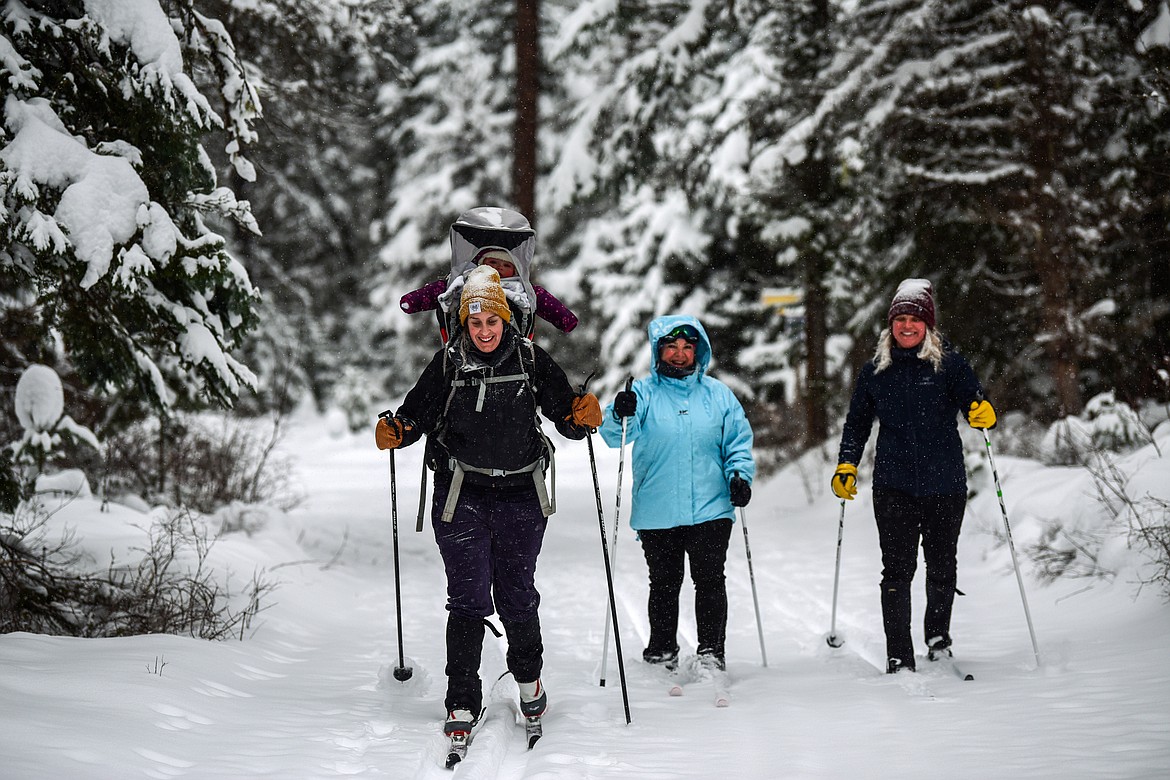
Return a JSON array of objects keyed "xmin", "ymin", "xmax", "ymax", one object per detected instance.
[
  {"xmin": 968, "ymin": 400, "xmax": 997, "ymax": 429},
  {"xmin": 831, "ymin": 463, "xmax": 858, "ymax": 500},
  {"xmin": 568, "ymin": 393, "xmax": 603, "ymax": 430},
  {"xmin": 375, "ymin": 417, "xmax": 411, "ymax": 450}
]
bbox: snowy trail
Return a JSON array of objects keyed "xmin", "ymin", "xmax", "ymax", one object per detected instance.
[{"xmin": 2, "ymin": 411, "xmax": 1169, "ymax": 778}]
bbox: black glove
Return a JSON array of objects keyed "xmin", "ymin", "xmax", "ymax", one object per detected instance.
[
  {"xmin": 729, "ymin": 475, "xmax": 751, "ymax": 507},
  {"xmin": 613, "ymin": 390, "xmax": 637, "ymax": 418}
]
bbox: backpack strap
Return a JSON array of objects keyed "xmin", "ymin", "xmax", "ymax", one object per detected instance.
[
  {"xmin": 451, "ymin": 372, "xmax": 530, "ymax": 413},
  {"xmin": 518, "ymin": 339, "xmax": 557, "ymax": 516}
]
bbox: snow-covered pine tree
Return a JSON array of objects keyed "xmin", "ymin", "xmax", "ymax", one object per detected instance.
[
  {"xmin": 1, "ymin": 0, "xmax": 261, "ymax": 417},
  {"xmin": 545, "ymin": 2, "xmax": 770, "ymax": 398},
  {"xmin": 1096, "ymin": 6, "xmax": 1170, "ymax": 403},
  {"xmin": 547, "ymin": 1, "xmax": 868, "ymax": 458},
  {"xmin": 190, "ymin": 0, "xmax": 412, "ymax": 414},
  {"xmin": 734, "ymin": 0, "xmax": 857, "ymax": 449},
  {"xmin": 368, "ymin": 0, "xmax": 519, "ymax": 397},
  {"xmin": 858, "ymin": 1, "xmax": 1149, "ymax": 418},
  {"xmin": 748, "ymin": 0, "xmax": 969, "ymax": 413}
]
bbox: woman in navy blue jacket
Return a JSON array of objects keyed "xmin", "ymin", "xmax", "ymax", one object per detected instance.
[{"xmin": 832, "ymin": 279, "xmax": 996, "ymax": 673}]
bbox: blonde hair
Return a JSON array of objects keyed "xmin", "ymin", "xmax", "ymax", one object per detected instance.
[{"xmin": 873, "ymin": 328, "xmax": 944, "ymax": 373}]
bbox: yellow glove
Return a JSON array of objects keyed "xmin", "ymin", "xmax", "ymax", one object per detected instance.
[
  {"xmin": 375, "ymin": 417, "xmax": 411, "ymax": 450},
  {"xmin": 831, "ymin": 463, "xmax": 858, "ymax": 501},
  {"xmin": 968, "ymin": 400, "xmax": 997, "ymax": 430},
  {"xmin": 568, "ymin": 393, "xmax": 603, "ymax": 430}
]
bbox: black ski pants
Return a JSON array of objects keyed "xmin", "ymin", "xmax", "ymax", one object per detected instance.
[
  {"xmin": 873, "ymin": 489, "xmax": 966, "ymax": 665},
  {"xmin": 432, "ymin": 474, "xmax": 546, "ymax": 715},
  {"xmin": 638, "ymin": 517, "xmax": 734, "ymax": 659}
]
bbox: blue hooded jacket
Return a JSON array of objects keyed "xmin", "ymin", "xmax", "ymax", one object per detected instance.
[{"xmin": 600, "ymin": 315, "xmax": 755, "ymax": 531}]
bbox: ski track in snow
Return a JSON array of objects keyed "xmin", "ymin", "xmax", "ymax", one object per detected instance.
[{"xmin": 2, "ymin": 414, "xmax": 1169, "ymax": 778}]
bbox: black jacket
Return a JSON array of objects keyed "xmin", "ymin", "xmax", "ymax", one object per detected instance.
[
  {"xmin": 838, "ymin": 342, "xmax": 983, "ymax": 497},
  {"xmin": 396, "ymin": 329, "xmax": 587, "ymax": 486}
]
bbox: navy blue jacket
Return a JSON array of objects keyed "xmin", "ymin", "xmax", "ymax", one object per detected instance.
[{"xmin": 838, "ymin": 343, "xmax": 983, "ymax": 497}]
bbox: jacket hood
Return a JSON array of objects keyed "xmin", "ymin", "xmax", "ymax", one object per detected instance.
[{"xmin": 647, "ymin": 315, "xmax": 712, "ymax": 378}]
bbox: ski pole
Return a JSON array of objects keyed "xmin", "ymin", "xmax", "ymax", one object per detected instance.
[
  {"xmin": 379, "ymin": 411, "xmax": 413, "ymax": 683},
  {"xmin": 581, "ymin": 377, "xmax": 632, "ymax": 724},
  {"xmin": 737, "ymin": 492, "xmax": 768, "ymax": 667},
  {"xmin": 389, "ymin": 449, "xmax": 413, "ymax": 681},
  {"xmin": 600, "ymin": 376, "xmax": 632, "ymax": 687},
  {"xmin": 827, "ymin": 499, "xmax": 846, "ymax": 648},
  {"xmin": 982, "ymin": 428, "xmax": 1041, "ymax": 668}
]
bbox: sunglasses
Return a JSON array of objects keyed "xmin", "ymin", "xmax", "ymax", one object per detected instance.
[{"xmin": 663, "ymin": 325, "xmax": 700, "ymax": 343}]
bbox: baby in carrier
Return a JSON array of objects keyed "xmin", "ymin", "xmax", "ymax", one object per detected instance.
[{"xmin": 399, "ymin": 207, "xmax": 578, "ymax": 342}]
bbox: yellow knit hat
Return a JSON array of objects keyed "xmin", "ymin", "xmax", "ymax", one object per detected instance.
[{"xmin": 459, "ymin": 265, "xmax": 512, "ymax": 325}]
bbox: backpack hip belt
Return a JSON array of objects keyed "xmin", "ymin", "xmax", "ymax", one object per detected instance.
[{"xmin": 440, "ymin": 455, "xmax": 556, "ymax": 523}]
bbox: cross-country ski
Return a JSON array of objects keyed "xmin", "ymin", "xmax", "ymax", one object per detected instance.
[
  {"xmin": 444, "ymin": 731, "xmax": 469, "ymax": 770},
  {"xmin": 928, "ymin": 646, "xmax": 975, "ymax": 681},
  {"xmin": 524, "ymin": 715, "xmax": 543, "ymax": 749},
  {"xmin": 661, "ymin": 656, "xmax": 732, "ymax": 707}
]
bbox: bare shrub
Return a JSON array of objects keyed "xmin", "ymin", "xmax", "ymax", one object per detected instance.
[
  {"xmin": 98, "ymin": 412, "xmax": 301, "ymax": 515},
  {"xmin": 1025, "ymin": 448, "xmax": 1170, "ymax": 599},
  {"xmin": 1130, "ymin": 496, "xmax": 1170, "ymax": 597},
  {"xmin": 1, "ymin": 502, "xmax": 274, "ymax": 639},
  {"xmin": 1029, "ymin": 517, "xmax": 1116, "ymax": 583},
  {"xmin": 1084, "ymin": 453, "xmax": 1170, "ymax": 599}
]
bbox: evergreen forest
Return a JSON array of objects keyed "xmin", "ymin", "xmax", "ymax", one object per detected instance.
[{"xmin": 4, "ymin": 0, "xmax": 1170, "ymax": 500}]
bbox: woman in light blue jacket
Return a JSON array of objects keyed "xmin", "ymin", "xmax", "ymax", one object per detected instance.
[{"xmin": 600, "ymin": 315, "xmax": 755, "ymax": 670}]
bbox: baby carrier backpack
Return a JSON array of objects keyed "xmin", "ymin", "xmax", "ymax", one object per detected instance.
[{"xmin": 436, "ymin": 207, "xmax": 539, "ymax": 343}]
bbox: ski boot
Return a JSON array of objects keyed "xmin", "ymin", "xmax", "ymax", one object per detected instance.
[
  {"xmin": 927, "ymin": 635, "xmax": 953, "ymax": 662},
  {"xmin": 642, "ymin": 646, "xmax": 680, "ymax": 671},
  {"xmin": 886, "ymin": 656, "xmax": 916, "ymax": 674}
]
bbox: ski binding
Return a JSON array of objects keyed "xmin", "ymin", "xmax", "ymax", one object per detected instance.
[
  {"xmin": 525, "ymin": 715, "xmax": 543, "ymax": 749},
  {"xmin": 445, "ymin": 731, "xmax": 469, "ymax": 769}
]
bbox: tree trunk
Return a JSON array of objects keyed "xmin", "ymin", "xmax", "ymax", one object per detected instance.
[
  {"xmin": 803, "ymin": 253, "xmax": 829, "ymax": 446},
  {"xmin": 513, "ymin": 0, "xmax": 540, "ymax": 225},
  {"xmin": 1022, "ymin": 15, "xmax": 1082, "ymax": 418},
  {"xmin": 1033, "ymin": 236, "xmax": 1082, "ymax": 417},
  {"xmin": 799, "ymin": 0, "xmax": 832, "ymax": 448}
]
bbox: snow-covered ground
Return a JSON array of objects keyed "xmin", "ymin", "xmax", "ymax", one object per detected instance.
[{"xmin": 2, "ymin": 408, "xmax": 1168, "ymax": 779}]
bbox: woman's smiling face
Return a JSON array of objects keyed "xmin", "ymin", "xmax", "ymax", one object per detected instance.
[
  {"xmin": 659, "ymin": 338, "xmax": 696, "ymax": 368},
  {"xmin": 467, "ymin": 312, "xmax": 504, "ymax": 352},
  {"xmin": 891, "ymin": 314, "xmax": 926, "ymax": 349}
]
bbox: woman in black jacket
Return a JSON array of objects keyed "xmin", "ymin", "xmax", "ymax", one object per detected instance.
[
  {"xmin": 832, "ymin": 279, "xmax": 996, "ymax": 673},
  {"xmin": 375, "ymin": 264, "xmax": 601, "ymax": 738}
]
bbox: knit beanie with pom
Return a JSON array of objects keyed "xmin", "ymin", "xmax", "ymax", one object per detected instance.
[
  {"xmin": 887, "ymin": 278, "xmax": 936, "ymax": 330},
  {"xmin": 459, "ymin": 265, "xmax": 512, "ymax": 325}
]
